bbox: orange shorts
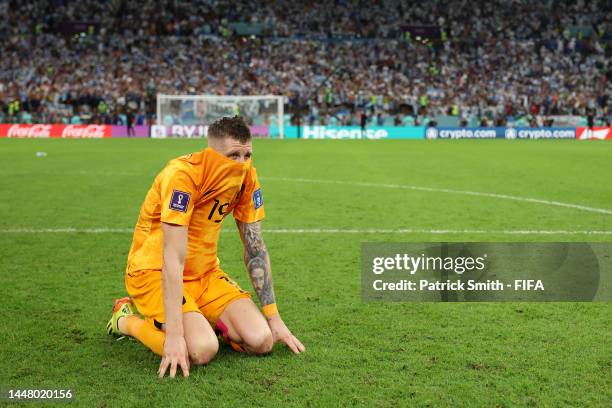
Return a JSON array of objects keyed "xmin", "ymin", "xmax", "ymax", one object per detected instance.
[{"xmin": 125, "ymin": 268, "xmax": 251, "ymax": 329}]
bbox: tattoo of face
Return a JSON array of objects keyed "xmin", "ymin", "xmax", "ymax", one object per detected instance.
[{"xmin": 238, "ymin": 221, "xmax": 275, "ymax": 306}]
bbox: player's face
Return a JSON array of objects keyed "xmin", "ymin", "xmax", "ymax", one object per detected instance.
[{"xmin": 209, "ymin": 137, "xmax": 253, "ymax": 163}]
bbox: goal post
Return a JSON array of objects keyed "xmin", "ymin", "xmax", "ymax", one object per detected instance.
[{"xmin": 156, "ymin": 94, "xmax": 284, "ymax": 139}]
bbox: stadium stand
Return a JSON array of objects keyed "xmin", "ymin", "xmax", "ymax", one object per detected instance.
[{"xmin": 1, "ymin": 0, "xmax": 611, "ymax": 127}]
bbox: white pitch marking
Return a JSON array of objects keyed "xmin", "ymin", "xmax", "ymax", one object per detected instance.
[
  {"xmin": 1, "ymin": 228, "xmax": 612, "ymax": 235},
  {"xmin": 262, "ymin": 177, "xmax": 612, "ymax": 216},
  {"xmin": 263, "ymin": 229, "xmax": 612, "ymax": 235},
  {"xmin": 0, "ymin": 228, "xmax": 134, "ymax": 233}
]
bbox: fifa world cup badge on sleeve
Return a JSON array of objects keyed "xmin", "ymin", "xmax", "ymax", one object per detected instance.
[
  {"xmin": 253, "ymin": 189, "xmax": 263, "ymax": 209},
  {"xmin": 170, "ymin": 189, "xmax": 191, "ymax": 212}
]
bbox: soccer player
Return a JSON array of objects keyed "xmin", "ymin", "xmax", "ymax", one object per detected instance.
[{"xmin": 107, "ymin": 116, "xmax": 305, "ymax": 378}]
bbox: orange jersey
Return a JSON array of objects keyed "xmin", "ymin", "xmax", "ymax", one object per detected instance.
[{"xmin": 126, "ymin": 147, "xmax": 265, "ymax": 279}]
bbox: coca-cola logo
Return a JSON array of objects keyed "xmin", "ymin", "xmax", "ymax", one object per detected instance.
[
  {"xmin": 8, "ymin": 124, "xmax": 52, "ymax": 138},
  {"xmin": 61, "ymin": 125, "xmax": 107, "ymax": 138}
]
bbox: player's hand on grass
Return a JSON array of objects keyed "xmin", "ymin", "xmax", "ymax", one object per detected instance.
[
  {"xmin": 267, "ymin": 315, "xmax": 305, "ymax": 354},
  {"xmin": 158, "ymin": 334, "xmax": 190, "ymax": 378}
]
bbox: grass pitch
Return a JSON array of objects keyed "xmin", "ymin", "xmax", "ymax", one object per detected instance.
[{"xmin": 0, "ymin": 139, "xmax": 611, "ymax": 407}]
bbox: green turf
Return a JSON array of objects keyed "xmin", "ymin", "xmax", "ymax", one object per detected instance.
[{"xmin": 0, "ymin": 139, "xmax": 611, "ymax": 407}]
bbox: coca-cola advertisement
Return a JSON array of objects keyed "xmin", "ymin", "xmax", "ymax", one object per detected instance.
[
  {"xmin": 0, "ymin": 124, "xmax": 53, "ymax": 138},
  {"xmin": 60, "ymin": 125, "xmax": 111, "ymax": 138},
  {"xmin": 0, "ymin": 124, "xmax": 112, "ymax": 138}
]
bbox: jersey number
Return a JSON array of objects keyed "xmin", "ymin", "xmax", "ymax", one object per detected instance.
[{"xmin": 208, "ymin": 199, "xmax": 229, "ymax": 223}]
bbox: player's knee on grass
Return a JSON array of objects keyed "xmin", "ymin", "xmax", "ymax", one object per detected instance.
[
  {"xmin": 243, "ymin": 326, "xmax": 273, "ymax": 355},
  {"xmin": 188, "ymin": 335, "xmax": 219, "ymax": 365},
  {"xmin": 183, "ymin": 311, "xmax": 219, "ymax": 365}
]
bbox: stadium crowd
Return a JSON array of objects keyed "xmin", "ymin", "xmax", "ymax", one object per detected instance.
[{"xmin": 1, "ymin": 0, "xmax": 611, "ymax": 126}]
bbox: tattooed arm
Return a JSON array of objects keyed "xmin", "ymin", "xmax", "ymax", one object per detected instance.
[
  {"xmin": 236, "ymin": 220, "xmax": 275, "ymax": 307},
  {"xmin": 236, "ymin": 220, "xmax": 305, "ymax": 354}
]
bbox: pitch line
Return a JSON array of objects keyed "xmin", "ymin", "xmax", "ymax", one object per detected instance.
[
  {"xmin": 1, "ymin": 228, "xmax": 612, "ymax": 235},
  {"xmin": 264, "ymin": 229, "xmax": 612, "ymax": 235},
  {"xmin": 262, "ymin": 177, "xmax": 612, "ymax": 216}
]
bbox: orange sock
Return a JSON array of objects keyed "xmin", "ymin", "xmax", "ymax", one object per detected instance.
[{"xmin": 123, "ymin": 316, "xmax": 165, "ymax": 356}]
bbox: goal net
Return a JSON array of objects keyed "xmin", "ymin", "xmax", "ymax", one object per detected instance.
[{"xmin": 155, "ymin": 94, "xmax": 285, "ymax": 139}]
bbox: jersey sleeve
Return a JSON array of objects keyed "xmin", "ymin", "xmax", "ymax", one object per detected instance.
[
  {"xmin": 233, "ymin": 166, "xmax": 265, "ymax": 223},
  {"xmin": 159, "ymin": 163, "xmax": 198, "ymax": 226}
]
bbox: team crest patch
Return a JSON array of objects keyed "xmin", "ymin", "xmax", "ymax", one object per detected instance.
[
  {"xmin": 169, "ymin": 190, "xmax": 191, "ymax": 213},
  {"xmin": 253, "ymin": 189, "xmax": 263, "ymax": 209}
]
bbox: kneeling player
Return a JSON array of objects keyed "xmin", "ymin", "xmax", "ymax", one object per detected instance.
[{"xmin": 106, "ymin": 117, "xmax": 304, "ymax": 377}]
